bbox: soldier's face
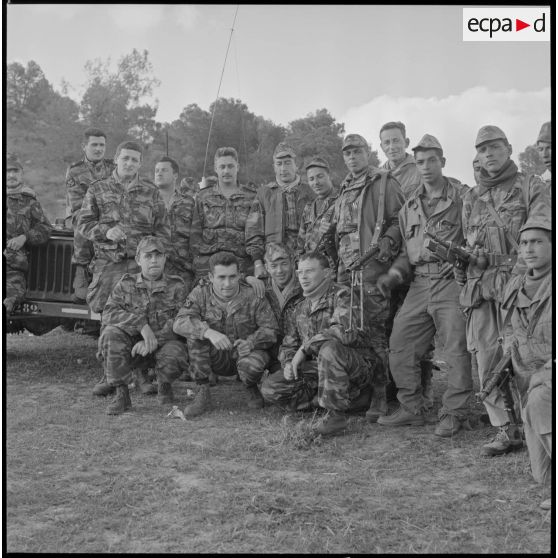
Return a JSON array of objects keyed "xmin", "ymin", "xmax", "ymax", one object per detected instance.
[
  {"xmin": 520, "ymin": 229, "xmax": 552, "ymax": 272},
  {"xmin": 116, "ymin": 148, "xmax": 142, "ymax": 179},
  {"xmin": 297, "ymin": 258, "xmax": 328, "ymax": 293},
  {"xmin": 6, "ymin": 167, "xmax": 23, "ymax": 189},
  {"xmin": 307, "ymin": 167, "xmax": 334, "ymax": 198},
  {"xmin": 476, "ymin": 140, "xmax": 512, "ymax": 176},
  {"xmin": 265, "ymin": 256, "xmax": 293, "ymax": 289},
  {"xmin": 273, "ymin": 157, "xmax": 297, "ymax": 184},
  {"xmin": 83, "ymin": 136, "xmax": 106, "ymax": 162},
  {"xmin": 210, "ymin": 264, "xmax": 240, "ymax": 299},
  {"xmin": 537, "ymin": 141, "xmax": 552, "ymax": 171},
  {"xmin": 136, "ymin": 250, "xmax": 166, "ymax": 281},
  {"xmin": 414, "ymin": 149, "xmax": 445, "ymax": 185},
  {"xmin": 215, "ymin": 156, "xmax": 239, "ymax": 187},
  {"xmin": 154, "ymin": 162, "xmax": 177, "ymax": 189},
  {"xmin": 380, "ymin": 128, "xmax": 409, "ymax": 165},
  {"xmin": 343, "ymin": 147, "xmax": 369, "ymax": 175},
  {"xmin": 473, "ymin": 160, "xmax": 482, "ymax": 183}
]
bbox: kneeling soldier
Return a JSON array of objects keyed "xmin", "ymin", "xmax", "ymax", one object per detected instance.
[
  {"xmin": 173, "ymin": 252, "xmax": 279, "ymax": 417},
  {"xmin": 98, "ymin": 236, "xmax": 189, "ymax": 415},
  {"xmin": 261, "ymin": 252, "xmax": 379, "ymax": 436}
]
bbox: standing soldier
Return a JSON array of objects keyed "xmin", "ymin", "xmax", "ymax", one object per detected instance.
[
  {"xmin": 98, "ymin": 236, "xmax": 189, "ymax": 415},
  {"xmin": 456, "ymin": 125, "xmax": 550, "ymax": 456},
  {"xmin": 375, "ymin": 135, "xmax": 473, "ymax": 436},
  {"xmin": 65, "ymin": 128, "xmax": 115, "ymax": 302},
  {"xmin": 297, "ymin": 157, "xmax": 338, "ymax": 266},
  {"xmin": 535, "ymin": 122, "xmax": 551, "ymax": 197},
  {"xmin": 327, "ymin": 133, "xmax": 405, "ymax": 422},
  {"xmin": 4, "ymin": 154, "xmax": 51, "ymax": 313},
  {"xmin": 173, "ymin": 252, "xmax": 279, "ymax": 417},
  {"xmin": 78, "ymin": 140, "xmax": 171, "ymax": 396},
  {"xmin": 154, "ymin": 155, "xmax": 195, "ymax": 293},
  {"xmin": 246, "ymin": 142, "xmax": 315, "ymax": 278},
  {"xmin": 472, "ymin": 155, "xmax": 482, "ymax": 186}
]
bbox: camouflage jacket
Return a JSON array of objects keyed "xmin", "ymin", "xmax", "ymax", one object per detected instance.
[
  {"xmin": 381, "ymin": 154, "xmax": 422, "ymax": 199},
  {"xmin": 501, "ymin": 269, "xmax": 552, "ymax": 400},
  {"xmin": 279, "ymin": 279, "xmax": 373, "ymax": 366},
  {"xmin": 102, "ymin": 272, "xmax": 187, "ymax": 344},
  {"xmin": 77, "ymin": 171, "xmax": 171, "ymax": 263},
  {"xmin": 189, "ymin": 182, "xmax": 257, "ymax": 259},
  {"xmin": 173, "ymin": 282, "xmax": 279, "ymax": 350},
  {"xmin": 538, "ymin": 169, "xmax": 551, "ymax": 199},
  {"xmin": 65, "ymin": 158, "xmax": 115, "ymax": 225},
  {"xmin": 245, "ymin": 178, "xmax": 316, "ymax": 261},
  {"xmin": 263, "ymin": 275, "xmax": 304, "ymax": 336},
  {"xmin": 166, "ymin": 189, "xmax": 195, "ymax": 275},
  {"xmin": 5, "ymin": 186, "xmax": 51, "ymax": 272},
  {"xmin": 296, "ymin": 193, "xmax": 338, "ymax": 258}
]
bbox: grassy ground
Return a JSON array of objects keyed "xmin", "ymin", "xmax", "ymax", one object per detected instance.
[{"xmin": 5, "ymin": 328, "xmax": 551, "ymax": 553}]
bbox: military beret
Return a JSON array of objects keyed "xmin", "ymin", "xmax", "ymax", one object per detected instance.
[
  {"xmin": 342, "ymin": 134, "xmax": 368, "ymax": 151},
  {"xmin": 136, "ymin": 236, "xmax": 166, "ymax": 256},
  {"xmin": 264, "ymin": 242, "xmax": 294, "ymax": 262},
  {"xmin": 537, "ymin": 122, "xmax": 551, "ymax": 144},
  {"xmin": 305, "ymin": 156, "xmax": 330, "ymax": 172},
  {"xmin": 6, "ymin": 153, "xmax": 23, "ymax": 170},
  {"xmin": 519, "ymin": 216, "xmax": 552, "ymax": 234},
  {"xmin": 475, "ymin": 125, "xmax": 508, "ymax": 148},
  {"xmin": 411, "ymin": 134, "xmax": 443, "ymax": 153},
  {"xmin": 273, "ymin": 142, "xmax": 296, "ymax": 159}
]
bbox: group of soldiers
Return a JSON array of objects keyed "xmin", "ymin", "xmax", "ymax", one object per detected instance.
[{"xmin": 4, "ymin": 119, "xmax": 553, "ymax": 508}]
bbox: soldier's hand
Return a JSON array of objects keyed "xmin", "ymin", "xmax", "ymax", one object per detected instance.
[
  {"xmin": 376, "ymin": 272, "xmax": 398, "ymax": 298},
  {"xmin": 233, "ymin": 339, "xmax": 252, "ymax": 359},
  {"xmin": 253, "ymin": 260, "xmax": 267, "ymax": 279},
  {"xmin": 291, "ymin": 347, "xmax": 306, "ymax": 379},
  {"xmin": 204, "ymin": 329, "xmax": 233, "ymax": 351},
  {"xmin": 131, "ymin": 340, "xmax": 149, "ymax": 357},
  {"xmin": 453, "ymin": 267, "xmax": 467, "ymax": 286},
  {"xmin": 245, "ymin": 275, "xmax": 265, "ymax": 298},
  {"xmin": 376, "ymin": 237, "xmax": 393, "ymax": 263},
  {"xmin": 140, "ymin": 324, "xmax": 158, "ymax": 353},
  {"xmin": 283, "ymin": 362, "xmax": 295, "ymax": 381},
  {"xmin": 6, "ymin": 234, "xmax": 26, "ymax": 251},
  {"xmin": 106, "ymin": 225, "xmax": 127, "ymax": 242}
]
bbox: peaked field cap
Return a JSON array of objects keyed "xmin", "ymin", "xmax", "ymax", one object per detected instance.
[
  {"xmin": 519, "ymin": 216, "xmax": 552, "ymax": 234},
  {"xmin": 537, "ymin": 121, "xmax": 551, "ymax": 143},
  {"xmin": 305, "ymin": 156, "xmax": 330, "ymax": 172},
  {"xmin": 475, "ymin": 125, "xmax": 508, "ymax": 148},
  {"xmin": 342, "ymin": 134, "xmax": 368, "ymax": 151},
  {"xmin": 136, "ymin": 236, "xmax": 166, "ymax": 256},
  {"xmin": 6, "ymin": 153, "xmax": 23, "ymax": 170},
  {"xmin": 412, "ymin": 134, "xmax": 443, "ymax": 152},
  {"xmin": 273, "ymin": 142, "xmax": 296, "ymax": 159}
]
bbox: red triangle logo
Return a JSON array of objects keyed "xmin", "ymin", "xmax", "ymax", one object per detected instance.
[{"xmin": 516, "ymin": 19, "xmax": 530, "ymax": 31}]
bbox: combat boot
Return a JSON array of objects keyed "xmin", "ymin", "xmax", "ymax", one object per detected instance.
[
  {"xmin": 365, "ymin": 385, "xmax": 388, "ymax": 423},
  {"xmin": 246, "ymin": 385, "xmax": 264, "ymax": 409},
  {"xmin": 420, "ymin": 360, "xmax": 434, "ymax": 409},
  {"xmin": 136, "ymin": 368, "xmax": 157, "ymax": 395},
  {"xmin": 157, "ymin": 381, "xmax": 174, "ymax": 405},
  {"xmin": 434, "ymin": 414, "xmax": 464, "ymax": 437},
  {"xmin": 377, "ymin": 405, "xmax": 425, "ymax": 427},
  {"xmin": 315, "ymin": 411, "xmax": 348, "ymax": 436},
  {"xmin": 92, "ymin": 374, "xmax": 115, "ymax": 397},
  {"xmin": 72, "ymin": 264, "xmax": 90, "ymax": 303},
  {"xmin": 480, "ymin": 424, "xmax": 523, "ymax": 457},
  {"xmin": 106, "ymin": 385, "xmax": 132, "ymax": 415},
  {"xmin": 183, "ymin": 384, "xmax": 212, "ymax": 418}
]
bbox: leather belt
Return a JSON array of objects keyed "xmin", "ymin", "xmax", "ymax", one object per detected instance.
[{"xmin": 414, "ymin": 261, "xmax": 444, "ymax": 275}]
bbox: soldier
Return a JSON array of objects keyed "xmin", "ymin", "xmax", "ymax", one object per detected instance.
[
  {"xmin": 325, "ymin": 133, "xmax": 404, "ymax": 422},
  {"xmin": 379, "ymin": 121, "xmax": 422, "ymax": 199},
  {"xmin": 4, "ymin": 154, "xmax": 51, "ymax": 313},
  {"xmin": 456, "ymin": 124, "xmax": 550, "ymax": 457},
  {"xmin": 189, "ymin": 147, "xmax": 259, "ymax": 281},
  {"xmin": 179, "ymin": 176, "xmax": 200, "ymax": 197},
  {"xmin": 500, "ymin": 217, "xmax": 552, "ymax": 509},
  {"xmin": 375, "ymin": 134, "xmax": 473, "ymax": 436},
  {"xmin": 173, "ymin": 252, "xmax": 279, "ymax": 417},
  {"xmin": 535, "ymin": 122, "xmax": 551, "ymax": 196},
  {"xmin": 473, "ymin": 155, "xmax": 482, "ymax": 186},
  {"xmin": 78, "ymin": 140, "xmax": 171, "ymax": 396},
  {"xmin": 296, "ymin": 156, "xmax": 338, "ymax": 266},
  {"xmin": 261, "ymin": 252, "xmax": 379, "ymax": 436},
  {"xmin": 245, "ymin": 142, "xmax": 316, "ymax": 277},
  {"xmin": 65, "ymin": 128, "xmax": 115, "ymax": 302},
  {"xmin": 97, "ymin": 236, "xmax": 189, "ymax": 415},
  {"xmin": 154, "ymin": 155, "xmax": 195, "ymax": 293}
]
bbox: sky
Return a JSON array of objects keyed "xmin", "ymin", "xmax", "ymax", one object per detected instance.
[{"xmin": 6, "ymin": 4, "xmax": 552, "ymax": 183}]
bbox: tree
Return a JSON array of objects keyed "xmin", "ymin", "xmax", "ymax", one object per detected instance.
[
  {"xmin": 518, "ymin": 144, "xmax": 546, "ymax": 176},
  {"xmin": 7, "ymin": 60, "xmax": 53, "ymax": 113}
]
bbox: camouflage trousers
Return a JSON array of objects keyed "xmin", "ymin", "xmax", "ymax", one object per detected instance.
[
  {"xmin": 73, "ymin": 229, "xmax": 94, "ymax": 267},
  {"xmin": 5, "ymin": 269, "xmax": 27, "ymax": 306},
  {"xmin": 260, "ymin": 339, "xmax": 373, "ymax": 412},
  {"xmin": 98, "ymin": 325, "xmax": 188, "ymax": 386},
  {"xmin": 193, "ymin": 254, "xmax": 254, "ymax": 283},
  {"xmin": 87, "ymin": 258, "xmax": 140, "ymax": 314},
  {"xmin": 187, "ymin": 338, "xmax": 269, "ymax": 387}
]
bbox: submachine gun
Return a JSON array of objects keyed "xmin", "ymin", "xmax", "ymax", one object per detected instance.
[{"xmin": 424, "ymin": 230, "xmax": 489, "ymax": 271}]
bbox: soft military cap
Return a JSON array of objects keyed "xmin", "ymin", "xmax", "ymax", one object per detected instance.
[
  {"xmin": 305, "ymin": 156, "xmax": 330, "ymax": 172},
  {"xmin": 264, "ymin": 242, "xmax": 294, "ymax": 262},
  {"xmin": 537, "ymin": 122, "xmax": 551, "ymax": 144},
  {"xmin": 519, "ymin": 216, "xmax": 552, "ymax": 234},
  {"xmin": 273, "ymin": 142, "xmax": 296, "ymax": 159},
  {"xmin": 6, "ymin": 153, "xmax": 23, "ymax": 170},
  {"xmin": 475, "ymin": 125, "xmax": 508, "ymax": 148},
  {"xmin": 136, "ymin": 236, "xmax": 166, "ymax": 256},
  {"xmin": 412, "ymin": 134, "xmax": 443, "ymax": 153},
  {"xmin": 342, "ymin": 134, "xmax": 368, "ymax": 151}
]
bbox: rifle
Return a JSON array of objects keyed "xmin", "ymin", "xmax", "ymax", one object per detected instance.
[{"xmin": 425, "ymin": 230, "xmax": 488, "ymax": 271}]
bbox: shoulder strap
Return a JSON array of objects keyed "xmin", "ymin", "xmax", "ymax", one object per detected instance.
[{"xmin": 371, "ymin": 171, "xmax": 388, "ymax": 245}]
